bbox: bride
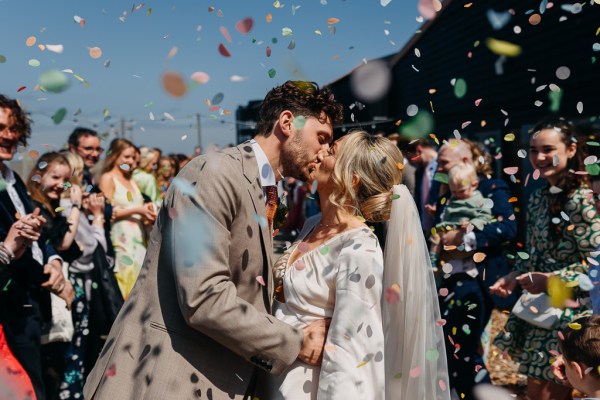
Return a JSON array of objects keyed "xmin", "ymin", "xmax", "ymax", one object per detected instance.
[{"xmin": 264, "ymin": 131, "xmax": 450, "ymax": 399}]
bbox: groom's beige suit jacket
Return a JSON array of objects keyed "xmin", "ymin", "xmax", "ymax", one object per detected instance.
[{"xmin": 84, "ymin": 144, "xmax": 303, "ymax": 399}]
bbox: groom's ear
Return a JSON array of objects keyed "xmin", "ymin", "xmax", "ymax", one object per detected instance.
[{"xmin": 278, "ymin": 110, "xmax": 294, "ymax": 138}]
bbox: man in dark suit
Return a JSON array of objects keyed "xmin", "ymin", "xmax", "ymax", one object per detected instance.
[
  {"xmin": 0, "ymin": 94, "xmax": 74, "ymax": 400},
  {"xmin": 434, "ymin": 139, "xmax": 517, "ymax": 400},
  {"xmin": 407, "ymin": 139, "xmax": 439, "ymax": 234}
]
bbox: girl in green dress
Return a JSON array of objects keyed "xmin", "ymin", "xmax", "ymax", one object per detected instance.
[{"xmin": 491, "ymin": 117, "xmax": 600, "ymax": 400}]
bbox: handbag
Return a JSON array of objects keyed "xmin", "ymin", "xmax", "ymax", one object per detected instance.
[
  {"xmin": 89, "ymin": 244, "xmax": 124, "ymax": 336},
  {"xmin": 511, "ymin": 291, "xmax": 564, "ymax": 330},
  {"xmin": 41, "ymin": 262, "xmax": 74, "ymax": 344}
]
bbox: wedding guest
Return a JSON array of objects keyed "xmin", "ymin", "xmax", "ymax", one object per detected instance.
[
  {"xmin": 491, "ymin": 117, "xmax": 599, "ymax": 400},
  {"xmin": 407, "ymin": 138, "xmax": 439, "ymax": 233},
  {"xmin": 156, "ymin": 155, "xmax": 176, "ymax": 198},
  {"xmin": 132, "ymin": 147, "xmax": 160, "ymax": 204},
  {"xmin": 0, "ymin": 94, "xmax": 73, "ymax": 400},
  {"xmin": 26, "ymin": 152, "xmax": 82, "ymax": 399},
  {"xmin": 435, "ymin": 138, "xmax": 517, "ymax": 400},
  {"xmin": 99, "ymin": 139, "xmax": 155, "ymax": 299}
]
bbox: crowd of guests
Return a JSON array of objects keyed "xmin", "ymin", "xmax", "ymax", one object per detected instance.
[{"xmin": 1, "ymin": 87, "xmax": 600, "ymax": 400}]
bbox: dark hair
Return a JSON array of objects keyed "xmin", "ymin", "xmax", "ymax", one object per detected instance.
[
  {"xmin": 67, "ymin": 127, "xmax": 98, "ymax": 148},
  {"xmin": 0, "ymin": 94, "xmax": 32, "ymax": 146},
  {"xmin": 102, "ymin": 138, "xmax": 135, "ymax": 173},
  {"xmin": 560, "ymin": 315, "xmax": 600, "ymax": 378},
  {"xmin": 26, "ymin": 152, "xmax": 70, "ymax": 218},
  {"xmin": 531, "ymin": 117, "xmax": 589, "ymax": 240},
  {"xmin": 256, "ymin": 81, "xmax": 343, "ymax": 136}
]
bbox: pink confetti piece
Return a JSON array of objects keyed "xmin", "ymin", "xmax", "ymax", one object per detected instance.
[
  {"xmin": 439, "ymin": 288, "xmax": 449, "ymax": 297},
  {"xmin": 475, "ymin": 98, "xmax": 482, "ymax": 106},
  {"xmin": 503, "ymin": 166, "xmax": 519, "ymax": 175},
  {"xmin": 220, "ymin": 26, "xmax": 232, "ymax": 43},
  {"xmin": 409, "ymin": 366, "xmax": 421, "ymax": 378},
  {"xmin": 439, "ymin": 379, "xmax": 447, "ymax": 391},
  {"xmin": 168, "ymin": 207, "xmax": 178, "ymax": 219},
  {"xmin": 295, "ymin": 260, "xmax": 305, "ymax": 271},
  {"xmin": 436, "ymin": 319, "xmax": 446, "ymax": 327},
  {"xmin": 235, "ymin": 17, "xmax": 254, "ymax": 34},
  {"xmin": 266, "ymin": 46, "xmax": 272, "ymax": 57},
  {"xmin": 297, "ymin": 242, "xmax": 310, "ymax": 253},
  {"xmin": 256, "ymin": 276, "xmax": 265, "ymax": 286},
  {"xmin": 385, "ymin": 287, "xmax": 399, "ymax": 304}
]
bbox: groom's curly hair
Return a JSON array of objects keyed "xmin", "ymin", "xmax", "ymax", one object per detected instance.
[
  {"xmin": 256, "ymin": 81, "xmax": 343, "ymax": 136},
  {"xmin": 0, "ymin": 94, "xmax": 32, "ymax": 146}
]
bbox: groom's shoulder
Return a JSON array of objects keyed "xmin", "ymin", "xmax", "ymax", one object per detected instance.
[{"xmin": 182, "ymin": 146, "xmax": 244, "ymax": 179}]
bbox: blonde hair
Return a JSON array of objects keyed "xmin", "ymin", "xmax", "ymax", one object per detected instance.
[
  {"xmin": 60, "ymin": 150, "xmax": 84, "ymax": 186},
  {"xmin": 330, "ymin": 130, "xmax": 404, "ymax": 222},
  {"xmin": 448, "ymin": 162, "xmax": 477, "ymax": 189},
  {"xmin": 138, "ymin": 147, "xmax": 157, "ymax": 172},
  {"xmin": 102, "ymin": 138, "xmax": 135, "ymax": 173}
]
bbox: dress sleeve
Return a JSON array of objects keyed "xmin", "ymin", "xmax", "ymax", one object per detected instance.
[
  {"xmin": 318, "ymin": 233, "xmax": 385, "ymax": 399},
  {"xmin": 554, "ymin": 189, "xmax": 600, "ymax": 284}
]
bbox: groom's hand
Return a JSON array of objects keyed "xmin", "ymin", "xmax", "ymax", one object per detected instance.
[{"xmin": 298, "ymin": 318, "xmax": 331, "ymax": 366}]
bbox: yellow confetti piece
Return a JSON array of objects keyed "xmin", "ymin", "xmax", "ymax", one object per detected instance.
[
  {"xmin": 486, "ymin": 38, "xmax": 522, "ymax": 57},
  {"xmin": 452, "ymin": 327, "xmax": 457, "ymax": 335},
  {"xmin": 504, "ymin": 133, "xmax": 516, "ymax": 141},
  {"xmin": 74, "ymin": 74, "xmax": 85, "ymax": 83},
  {"xmin": 54, "ymin": 207, "xmax": 65, "ymax": 213},
  {"xmin": 127, "ymin": 191, "xmax": 133, "ymax": 202},
  {"xmin": 430, "ymin": 100, "xmax": 435, "ymax": 113},
  {"xmin": 314, "ymin": 30, "xmax": 322, "ymax": 35},
  {"xmin": 357, "ymin": 361, "xmax": 367, "ymax": 368},
  {"xmin": 568, "ymin": 322, "xmax": 582, "ymax": 330},
  {"xmin": 327, "ymin": 18, "xmax": 340, "ymax": 24},
  {"xmin": 473, "ymin": 252, "xmax": 486, "ymax": 263},
  {"xmin": 548, "ymin": 275, "xmax": 572, "ymax": 308},
  {"xmin": 356, "ymin": 215, "xmax": 366, "ymax": 223}
]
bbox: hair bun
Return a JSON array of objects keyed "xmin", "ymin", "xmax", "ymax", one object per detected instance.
[{"xmin": 360, "ymin": 191, "xmax": 393, "ymax": 223}]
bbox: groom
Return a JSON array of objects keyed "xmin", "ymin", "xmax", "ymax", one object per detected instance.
[{"xmin": 84, "ymin": 81, "xmax": 344, "ymax": 399}]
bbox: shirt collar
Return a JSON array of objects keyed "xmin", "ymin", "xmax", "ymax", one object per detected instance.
[{"xmin": 249, "ymin": 139, "xmax": 276, "ymax": 187}]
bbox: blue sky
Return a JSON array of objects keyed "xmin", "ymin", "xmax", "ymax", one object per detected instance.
[{"xmin": 0, "ymin": 0, "xmax": 421, "ymax": 155}]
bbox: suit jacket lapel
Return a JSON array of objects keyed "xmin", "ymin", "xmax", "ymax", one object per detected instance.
[{"xmin": 237, "ymin": 144, "xmax": 275, "ymax": 306}]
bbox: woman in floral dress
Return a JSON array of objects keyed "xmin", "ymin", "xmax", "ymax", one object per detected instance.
[{"xmin": 491, "ymin": 117, "xmax": 600, "ymax": 400}]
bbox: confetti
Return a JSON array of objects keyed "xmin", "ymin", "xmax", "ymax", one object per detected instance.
[
  {"xmin": 51, "ymin": 108, "xmax": 67, "ymax": 124},
  {"xmin": 567, "ymin": 322, "xmax": 582, "ymax": 330},
  {"xmin": 162, "ymin": 71, "xmax": 187, "ymax": 97},
  {"xmin": 473, "ymin": 252, "xmax": 486, "ymax": 263},
  {"xmin": 327, "ymin": 18, "xmax": 340, "ymax": 24},
  {"xmin": 212, "ymin": 92, "xmax": 224, "ymax": 105},
  {"xmin": 381, "ymin": 0, "xmax": 392, "ymax": 6},
  {"xmin": 236, "ymin": 17, "xmax": 254, "ymax": 34},
  {"xmin": 28, "ymin": 59, "xmax": 40, "ymax": 67},
  {"xmin": 529, "ymin": 14, "xmax": 542, "ymax": 25},
  {"xmin": 453, "ymin": 78, "xmax": 467, "ymax": 98},
  {"xmin": 503, "ymin": 166, "xmax": 518, "ymax": 175},
  {"xmin": 268, "ymin": 68, "xmax": 277, "ymax": 78},
  {"xmin": 486, "ymin": 38, "xmax": 522, "ymax": 57},
  {"xmin": 220, "ymin": 26, "xmax": 232, "ymax": 43},
  {"xmin": 218, "ymin": 43, "xmax": 231, "ymax": 57},
  {"xmin": 409, "ymin": 366, "xmax": 421, "ymax": 378},
  {"xmin": 89, "ymin": 47, "xmax": 102, "ymax": 59},
  {"xmin": 46, "ymin": 44, "xmax": 64, "ymax": 54},
  {"xmin": 0, "ymin": 55, "xmax": 6, "ymax": 63},
  {"xmin": 256, "ymin": 276, "xmax": 266, "ymax": 286},
  {"xmin": 25, "ymin": 36, "xmax": 36, "ymax": 47},
  {"xmin": 282, "ymin": 27, "xmax": 293, "ymax": 36},
  {"xmin": 266, "ymin": 46, "xmax": 272, "ymax": 57}
]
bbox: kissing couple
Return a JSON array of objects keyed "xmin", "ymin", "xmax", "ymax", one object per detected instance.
[{"xmin": 84, "ymin": 81, "xmax": 449, "ymax": 399}]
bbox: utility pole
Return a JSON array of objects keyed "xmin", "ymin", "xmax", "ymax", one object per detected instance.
[
  {"xmin": 120, "ymin": 117, "xmax": 125, "ymax": 138},
  {"xmin": 196, "ymin": 113, "xmax": 202, "ymax": 149}
]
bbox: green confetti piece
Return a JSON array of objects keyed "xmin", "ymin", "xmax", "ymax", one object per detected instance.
[
  {"xmin": 462, "ymin": 324, "xmax": 471, "ymax": 335},
  {"xmin": 454, "ymin": 78, "xmax": 467, "ymax": 98},
  {"xmin": 425, "ymin": 349, "xmax": 440, "ymax": 361},
  {"xmin": 39, "ymin": 70, "xmax": 70, "ymax": 93},
  {"xmin": 0, "ymin": 55, "xmax": 6, "ymax": 63},
  {"xmin": 144, "ymin": 101, "xmax": 154, "ymax": 108},
  {"xmin": 28, "ymin": 59, "xmax": 40, "ymax": 67},
  {"xmin": 433, "ymin": 172, "xmax": 448, "ymax": 184},
  {"xmin": 268, "ymin": 68, "xmax": 276, "ymax": 78},
  {"xmin": 586, "ymin": 163, "xmax": 600, "ymax": 176},
  {"xmin": 587, "ymin": 141, "xmax": 600, "ymax": 147},
  {"xmin": 51, "ymin": 108, "xmax": 67, "ymax": 124},
  {"xmin": 319, "ymin": 246, "xmax": 330, "ymax": 255},
  {"xmin": 390, "ymin": 194, "xmax": 400, "ymax": 200},
  {"xmin": 0, "ymin": 179, "xmax": 7, "ymax": 192},
  {"xmin": 394, "ymin": 373, "xmax": 402, "ymax": 379},
  {"xmin": 293, "ymin": 116, "xmax": 306, "ymax": 129},
  {"xmin": 399, "ymin": 110, "xmax": 434, "ymax": 140},
  {"xmin": 549, "ymin": 88, "xmax": 563, "ymax": 113},
  {"xmin": 517, "ymin": 251, "xmax": 530, "ymax": 260},
  {"xmin": 2, "ymin": 278, "xmax": 12, "ymax": 292}
]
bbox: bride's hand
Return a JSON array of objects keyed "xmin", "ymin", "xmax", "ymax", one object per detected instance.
[{"xmin": 298, "ymin": 318, "xmax": 331, "ymax": 366}]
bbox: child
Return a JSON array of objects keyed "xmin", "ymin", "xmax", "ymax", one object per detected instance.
[
  {"xmin": 429, "ymin": 163, "xmax": 493, "ymax": 268},
  {"xmin": 553, "ymin": 315, "xmax": 600, "ymax": 399}
]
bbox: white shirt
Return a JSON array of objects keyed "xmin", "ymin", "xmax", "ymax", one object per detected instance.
[
  {"xmin": 1, "ymin": 164, "xmax": 46, "ymax": 265},
  {"xmin": 250, "ymin": 139, "xmax": 276, "ymax": 187}
]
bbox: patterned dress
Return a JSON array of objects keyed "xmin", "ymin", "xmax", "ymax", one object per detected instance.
[
  {"xmin": 110, "ymin": 177, "xmax": 147, "ymax": 299},
  {"xmin": 494, "ymin": 186, "xmax": 600, "ymax": 382}
]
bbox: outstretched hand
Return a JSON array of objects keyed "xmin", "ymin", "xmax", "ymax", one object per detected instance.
[{"xmin": 299, "ymin": 318, "xmax": 331, "ymax": 366}]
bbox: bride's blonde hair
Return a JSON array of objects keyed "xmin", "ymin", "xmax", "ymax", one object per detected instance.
[{"xmin": 330, "ymin": 130, "xmax": 404, "ymax": 222}]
